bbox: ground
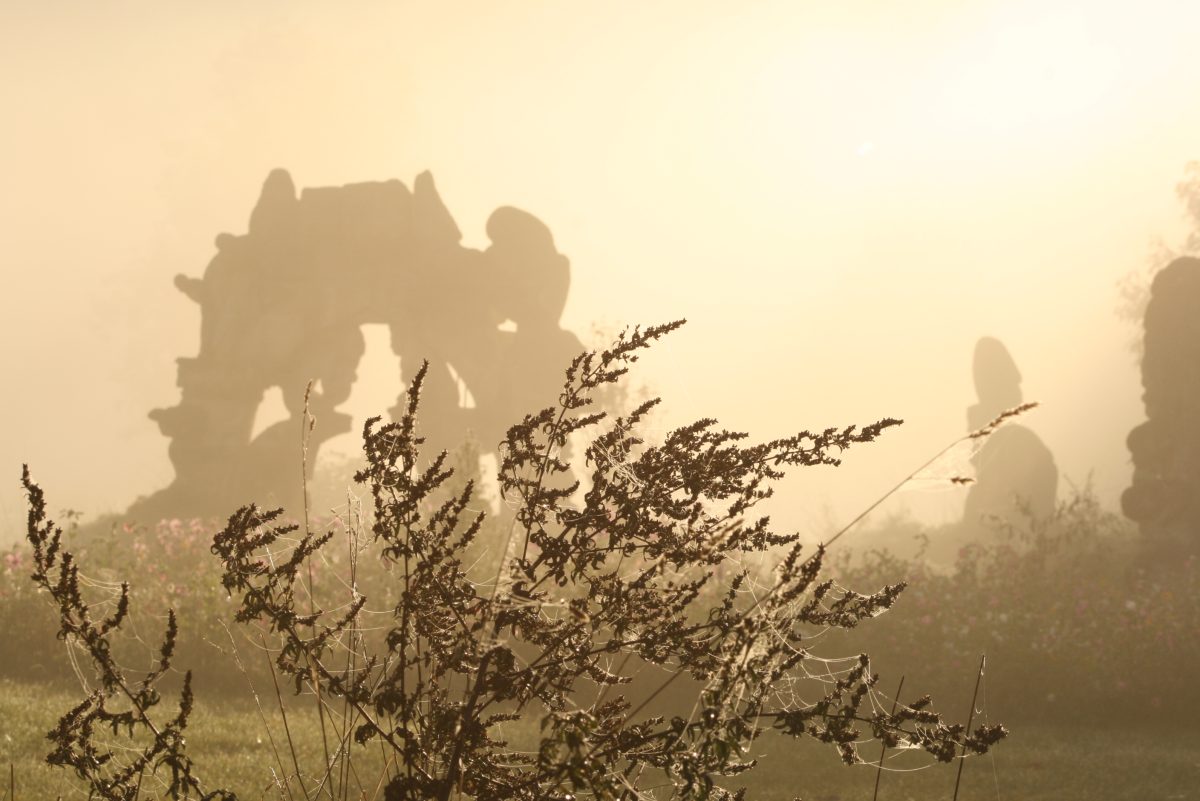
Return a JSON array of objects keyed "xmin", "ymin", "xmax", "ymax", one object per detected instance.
[{"xmin": 1, "ymin": 679, "xmax": 1196, "ymax": 801}]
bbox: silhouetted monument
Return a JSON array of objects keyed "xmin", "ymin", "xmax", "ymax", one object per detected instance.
[
  {"xmin": 1122, "ymin": 256, "xmax": 1200, "ymax": 554},
  {"xmin": 963, "ymin": 337, "xmax": 1058, "ymax": 528},
  {"xmin": 126, "ymin": 169, "xmax": 581, "ymax": 521}
]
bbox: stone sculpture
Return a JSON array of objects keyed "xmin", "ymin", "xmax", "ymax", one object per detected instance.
[{"xmin": 127, "ymin": 169, "xmax": 581, "ymax": 521}]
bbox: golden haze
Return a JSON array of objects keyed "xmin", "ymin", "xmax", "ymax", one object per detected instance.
[{"xmin": 2, "ymin": 0, "xmax": 1198, "ymax": 538}]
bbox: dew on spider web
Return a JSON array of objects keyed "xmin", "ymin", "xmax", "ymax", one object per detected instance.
[{"xmin": 904, "ymin": 437, "xmax": 984, "ymax": 494}]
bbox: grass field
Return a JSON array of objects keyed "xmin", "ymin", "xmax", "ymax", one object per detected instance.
[{"xmin": 2, "ymin": 679, "xmax": 1197, "ymax": 801}]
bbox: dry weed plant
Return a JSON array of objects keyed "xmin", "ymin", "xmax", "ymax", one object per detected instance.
[
  {"xmin": 20, "ymin": 467, "xmax": 233, "ymax": 800},
  {"xmin": 23, "ymin": 321, "xmax": 1006, "ymax": 800}
]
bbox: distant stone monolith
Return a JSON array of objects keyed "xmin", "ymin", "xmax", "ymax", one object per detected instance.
[
  {"xmin": 962, "ymin": 337, "xmax": 1058, "ymax": 529},
  {"xmin": 1122, "ymin": 256, "xmax": 1200, "ymax": 555}
]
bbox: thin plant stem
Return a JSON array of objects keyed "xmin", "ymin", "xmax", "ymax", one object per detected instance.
[
  {"xmin": 301, "ymin": 381, "xmax": 335, "ymax": 799},
  {"xmin": 262, "ymin": 632, "xmax": 310, "ymax": 800},
  {"xmin": 338, "ymin": 492, "xmax": 361, "ymax": 800},
  {"xmin": 827, "ymin": 401, "xmax": 1038, "ymax": 551},
  {"xmin": 953, "ymin": 654, "xmax": 987, "ymax": 801},
  {"xmin": 873, "ymin": 675, "xmax": 905, "ymax": 801}
]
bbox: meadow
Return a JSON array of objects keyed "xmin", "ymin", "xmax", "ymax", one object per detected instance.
[{"xmin": 3, "ymin": 679, "xmax": 1198, "ymax": 800}]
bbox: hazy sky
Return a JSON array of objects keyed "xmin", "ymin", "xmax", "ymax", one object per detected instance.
[{"xmin": 4, "ymin": 1, "xmax": 1200, "ymax": 541}]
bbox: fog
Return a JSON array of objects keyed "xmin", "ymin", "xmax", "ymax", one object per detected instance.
[{"xmin": 4, "ymin": 0, "xmax": 1200, "ymax": 540}]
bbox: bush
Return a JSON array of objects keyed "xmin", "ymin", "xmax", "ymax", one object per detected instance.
[
  {"xmin": 2, "ymin": 512, "xmax": 266, "ymax": 691},
  {"xmin": 829, "ymin": 490, "xmax": 1200, "ymax": 724},
  {"xmin": 19, "ymin": 321, "xmax": 1006, "ymax": 800}
]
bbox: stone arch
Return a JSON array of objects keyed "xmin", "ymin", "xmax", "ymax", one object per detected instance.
[{"xmin": 127, "ymin": 169, "xmax": 581, "ymax": 521}]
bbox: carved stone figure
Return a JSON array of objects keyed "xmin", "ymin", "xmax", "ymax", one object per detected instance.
[
  {"xmin": 1122, "ymin": 256, "xmax": 1200, "ymax": 554},
  {"xmin": 962, "ymin": 337, "xmax": 1058, "ymax": 528},
  {"xmin": 126, "ymin": 169, "xmax": 580, "ymax": 521}
]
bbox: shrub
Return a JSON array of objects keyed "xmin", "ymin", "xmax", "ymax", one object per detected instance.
[
  {"xmin": 829, "ymin": 489, "xmax": 1200, "ymax": 724},
  {"xmin": 206, "ymin": 321, "xmax": 1003, "ymax": 800}
]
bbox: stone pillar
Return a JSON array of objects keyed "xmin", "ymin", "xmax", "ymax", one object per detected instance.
[{"xmin": 1122, "ymin": 256, "xmax": 1200, "ymax": 555}]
